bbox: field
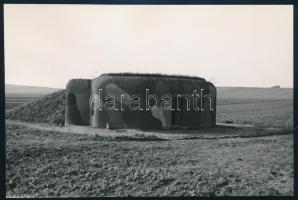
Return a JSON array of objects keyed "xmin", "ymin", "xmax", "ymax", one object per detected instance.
[
  {"xmin": 5, "ymin": 96, "xmax": 41, "ymax": 110},
  {"xmin": 5, "ymin": 83, "xmax": 60, "ymax": 110},
  {"xmin": 5, "ymin": 86, "xmax": 294, "ymax": 197},
  {"xmin": 217, "ymin": 99, "xmax": 293, "ymax": 129}
]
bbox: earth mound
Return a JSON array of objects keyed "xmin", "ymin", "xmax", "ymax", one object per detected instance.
[{"xmin": 6, "ymin": 90, "xmax": 65, "ymax": 125}]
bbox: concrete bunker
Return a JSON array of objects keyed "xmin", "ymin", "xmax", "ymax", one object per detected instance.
[{"xmin": 65, "ymin": 73, "xmax": 216, "ymax": 130}]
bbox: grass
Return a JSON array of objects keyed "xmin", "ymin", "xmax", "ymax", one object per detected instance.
[
  {"xmin": 217, "ymin": 99, "xmax": 293, "ymax": 129},
  {"xmin": 5, "ymin": 88, "xmax": 294, "ymax": 197},
  {"xmin": 5, "ymin": 90, "xmax": 65, "ymax": 125},
  {"xmin": 101, "ymin": 72, "xmax": 206, "ymax": 81},
  {"xmin": 6, "ymin": 123, "xmax": 293, "ymax": 197},
  {"xmin": 5, "ymin": 96, "xmax": 41, "ymax": 110},
  {"xmin": 6, "ymin": 92, "xmax": 293, "ymax": 129}
]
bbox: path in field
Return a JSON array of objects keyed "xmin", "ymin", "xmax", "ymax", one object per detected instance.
[{"xmin": 6, "ymin": 120, "xmax": 292, "ymax": 141}]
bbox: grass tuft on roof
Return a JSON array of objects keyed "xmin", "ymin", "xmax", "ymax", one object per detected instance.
[{"xmin": 101, "ymin": 72, "xmax": 206, "ymax": 81}]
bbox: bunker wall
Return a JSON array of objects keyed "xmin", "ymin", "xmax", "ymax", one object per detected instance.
[
  {"xmin": 88, "ymin": 74, "xmax": 216, "ymax": 130},
  {"xmin": 65, "ymin": 79, "xmax": 91, "ymax": 125}
]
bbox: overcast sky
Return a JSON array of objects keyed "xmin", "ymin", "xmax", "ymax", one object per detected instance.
[{"xmin": 4, "ymin": 5, "xmax": 293, "ymax": 88}]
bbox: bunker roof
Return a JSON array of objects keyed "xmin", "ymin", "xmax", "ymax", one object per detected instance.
[{"xmin": 100, "ymin": 73, "xmax": 206, "ymax": 81}]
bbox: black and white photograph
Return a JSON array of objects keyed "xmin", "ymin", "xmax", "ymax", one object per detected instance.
[{"xmin": 4, "ymin": 4, "xmax": 294, "ymax": 197}]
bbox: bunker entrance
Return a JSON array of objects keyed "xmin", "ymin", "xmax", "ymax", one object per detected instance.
[{"xmin": 171, "ymin": 97, "xmax": 187, "ymax": 127}]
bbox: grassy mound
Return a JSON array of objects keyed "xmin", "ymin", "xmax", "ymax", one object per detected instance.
[{"xmin": 6, "ymin": 90, "xmax": 65, "ymax": 125}]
